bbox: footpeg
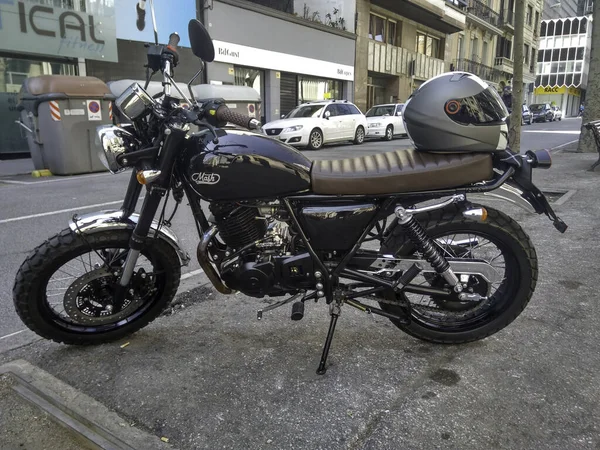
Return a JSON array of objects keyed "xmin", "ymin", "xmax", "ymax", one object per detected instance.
[
  {"xmin": 291, "ymin": 301, "xmax": 304, "ymax": 321},
  {"xmin": 257, "ymin": 292, "xmax": 303, "ymax": 320}
]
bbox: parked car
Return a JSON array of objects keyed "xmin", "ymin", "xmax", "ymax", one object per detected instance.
[
  {"xmin": 551, "ymin": 106, "xmax": 563, "ymax": 121},
  {"xmin": 365, "ymin": 103, "xmax": 406, "ymax": 140},
  {"xmin": 522, "ymin": 104, "xmax": 533, "ymax": 125},
  {"xmin": 529, "ymin": 103, "xmax": 554, "ymax": 123},
  {"xmin": 262, "ymin": 100, "xmax": 368, "ymax": 150}
]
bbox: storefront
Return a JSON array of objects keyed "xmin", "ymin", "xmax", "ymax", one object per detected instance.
[
  {"xmin": 205, "ymin": 1, "xmax": 356, "ymax": 122},
  {"xmin": 533, "ymin": 85, "xmax": 582, "ymax": 117},
  {"xmin": 0, "ymin": 0, "xmax": 117, "ymax": 156},
  {"xmin": 0, "ymin": 0, "xmax": 201, "ymax": 157}
]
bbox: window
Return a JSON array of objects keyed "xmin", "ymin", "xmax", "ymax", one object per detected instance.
[
  {"xmin": 524, "ymin": 44, "xmax": 530, "ymax": 64},
  {"xmin": 541, "ymin": 21, "xmax": 547, "ymax": 37},
  {"xmin": 458, "ymin": 35, "xmax": 464, "ymax": 60},
  {"xmin": 388, "ymin": 21, "xmax": 397, "ymax": 47},
  {"xmin": 335, "ymin": 104, "xmax": 353, "ymax": 116},
  {"xmin": 369, "ymin": 14, "xmax": 399, "ymax": 46},
  {"xmin": 324, "ymin": 104, "xmax": 338, "ymax": 117},
  {"xmin": 526, "ymin": 5, "xmax": 533, "ymax": 26},
  {"xmin": 369, "ymin": 14, "xmax": 385, "ymax": 42},
  {"xmin": 534, "ymin": 12, "xmax": 539, "ymax": 34},
  {"xmin": 348, "ymin": 104, "xmax": 362, "ymax": 115},
  {"xmin": 416, "ymin": 32, "xmax": 441, "ymax": 58},
  {"xmin": 471, "ymin": 37, "xmax": 479, "ymax": 60}
]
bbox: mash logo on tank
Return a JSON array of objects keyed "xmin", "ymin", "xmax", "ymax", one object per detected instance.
[{"xmin": 192, "ymin": 172, "xmax": 220, "ymax": 185}]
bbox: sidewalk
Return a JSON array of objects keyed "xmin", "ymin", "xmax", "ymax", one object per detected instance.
[
  {"xmin": 0, "ymin": 158, "xmax": 34, "ymax": 177},
  {"xmin": 1, "ymin": 150, "xmax": 599, "ymax": 449}
]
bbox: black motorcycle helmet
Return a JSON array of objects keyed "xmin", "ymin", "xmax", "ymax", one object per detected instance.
[{"xmin": 403, "ymin": 72, "xmax": 509, "ymax": 152}]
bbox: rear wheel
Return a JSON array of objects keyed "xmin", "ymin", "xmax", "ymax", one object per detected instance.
[
  {"xmin": 354, "ymin": 126, "xmax": 365, "ymax": 145},
  {"xmin": 378, "ymin": 206, "xmax": 537, "ymax": 344},
  {"xmin": 307, "ymin": 129, "xmax": 323, "ymax": 150},
  {"xmin": 13, "ymin": 229, "xmax": 181, "ymax": 345}
]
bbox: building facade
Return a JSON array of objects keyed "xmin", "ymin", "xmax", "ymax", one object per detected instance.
[
  {"xmin": 0, "ymin": 0, "xmax": 356, "ymax": 156},
  {"xmin": 534, "ymin": 16, "xmax": 592, "ymax": 116},
  {"xmin": 202, "ymin": 0, "xmax": 356, "ymax": 122},
  {"xmin": 354, "ymin": 0, "xmax": 467, "ymax": 112}
]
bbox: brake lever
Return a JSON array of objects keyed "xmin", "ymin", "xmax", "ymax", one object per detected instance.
[{"xmin": 193, "ymin": 118, "xmax": 219, "ymax": 144}]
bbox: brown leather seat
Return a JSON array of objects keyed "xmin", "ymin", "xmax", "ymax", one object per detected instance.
[{"xmin": 311, "ymin": 148, "xmax": 494, "ymax": 195}]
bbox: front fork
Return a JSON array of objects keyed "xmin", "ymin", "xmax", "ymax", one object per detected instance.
[{"xmin": 113, "ymin": 126, "xmax": 187, "ymax": 306}]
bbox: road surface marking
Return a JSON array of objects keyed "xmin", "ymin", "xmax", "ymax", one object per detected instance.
[
  {"xmin": 181, "ymin": 269, "xmax": 205, "ymax": 280},
  {"xmin": 551, "ymin": 139, "xmax": 580, "ymax": 151},
  {"xmin": 0, "ymin": 330, "xmax": 25, "ymax": 340},
  {"xmin": 522, "ymin": 130, "xmax": 580, "ymax": 134},
  {"xmin": 0, "ymin": 200, "xmax": 123, "ymax": 225}
]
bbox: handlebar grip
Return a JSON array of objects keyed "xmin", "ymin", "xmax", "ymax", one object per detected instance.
[
  {"xmin": 168, "ymin": 32, "xmax": 180, "ymax": 50},
  {"xmin": 216, "ymin": 105, "xmax": 260, "ymax": 130}
]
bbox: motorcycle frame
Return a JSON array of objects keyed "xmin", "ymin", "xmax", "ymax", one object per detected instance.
[{"xmin": 113, "ymin": 142, "xmax": 534, "ymax": 305}]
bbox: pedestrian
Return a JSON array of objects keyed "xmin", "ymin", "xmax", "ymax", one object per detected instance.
[
  {"xmin": 502, "ymin": 86, "xmax": 513, "ymax": 113},
  {"xmin": 579, "ymin": 103, "xmax": 584, "ymax": 117}
]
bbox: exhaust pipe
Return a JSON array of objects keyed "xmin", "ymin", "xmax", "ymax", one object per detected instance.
[{"xmin": 197, "ymin": 226, "xmax": 234, "ymax": 295}]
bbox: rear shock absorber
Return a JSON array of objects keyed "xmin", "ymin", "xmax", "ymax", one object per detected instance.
[{"xmin": 395, "ymin": 205, "xmax": 462, "ymax": 292}]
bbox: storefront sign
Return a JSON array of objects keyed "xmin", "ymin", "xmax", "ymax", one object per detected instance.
[
  {"xmin": 212, "ymin": 40, "xmax": 354, "ymax": 81},
  {"xmin": 0, "ymin": 1, "xmax": 117, "ymax": 62},
  {"xmin": 115, "ymin": 0, "xmax": 195, "ymax": 47},
  {"xmin": 534, "ymin": 86, "xmax": 581, "ymax": 96}
]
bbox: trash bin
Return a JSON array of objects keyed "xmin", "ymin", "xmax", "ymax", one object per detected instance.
[
  {"xmin": 192, "ymin": 85, "xmax": 262, "ymax": 124},
  {"xmin": 17, "ymin": 75, "xmax": 115, "ymax": 175}
]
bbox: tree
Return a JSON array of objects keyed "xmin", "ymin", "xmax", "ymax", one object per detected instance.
[
  {"xmin": 577, "ymin": 6, "xmax": 600, "ymax": 153},
  {"xmin": 508, "ymin": 0, "xmax": 525, "ymax": 153}
]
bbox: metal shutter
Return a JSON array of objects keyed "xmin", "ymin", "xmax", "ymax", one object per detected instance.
[{"xmin": 280, "ymin": 72, "xmax": 298, "ymax": 117}]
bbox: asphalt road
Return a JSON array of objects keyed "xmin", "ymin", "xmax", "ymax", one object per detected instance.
[{"xmin": 0, "ymin": 117, "xmax": 583, "ymax": 353}]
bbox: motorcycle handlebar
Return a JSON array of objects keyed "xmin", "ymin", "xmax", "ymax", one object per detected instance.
[
  {"xmin": 167, "ymin": 32, "xmax": 180, "ymax": 50},
  {"xmin": 216, "ymin": 105, "xmax": 261, "ymax": 130}
]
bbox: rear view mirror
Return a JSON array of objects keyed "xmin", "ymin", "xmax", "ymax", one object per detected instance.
[
  {"xmin": 324, "ymin": 111, "xmax": 331, "ymax": 119},
  {"xmin": 396, "ymin": 112, "xmax": 402, "ymax": 116},
  {"xmin": 281, "ymin": 114, "xmax": 286, "ymax": 119},
  {"xmin": 188, "ymin": 20, "xmax": 215, "ymax": 62}
]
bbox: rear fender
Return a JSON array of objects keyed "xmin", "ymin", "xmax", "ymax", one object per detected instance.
[{"xmin": 69, "ymin": 210, "xmax": 191, "ymax": 266}]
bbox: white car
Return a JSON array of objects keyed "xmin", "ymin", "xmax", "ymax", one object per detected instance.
[
  {"xmin": 262, "ymin": 101, "xmax": 368, "ymax": 150},
  {"xmin": 366, "ymin": 103, "xmax": 406, "ymax": 141}
]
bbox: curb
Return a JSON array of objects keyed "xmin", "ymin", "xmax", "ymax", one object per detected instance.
[{"xmin": 0, "ymin": 360, "xmax": 175, "ymax": 450}]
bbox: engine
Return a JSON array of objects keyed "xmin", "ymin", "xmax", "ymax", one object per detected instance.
[{"xmin": 208, "ymin": 202, "xmax": 314, "ymax": 297}]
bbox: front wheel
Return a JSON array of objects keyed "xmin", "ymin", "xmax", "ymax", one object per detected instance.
[
  {"xmin": 353, "ymin": 126, "xmax": 365, "ymax": 145},
  {"xmin": 307, "ymin": 128, "xmax": 324, "ymax": 150},
  {"xmin": 383, "ymin": 125, "xmax": 394, "ymax": 141},
  {"xmin": 379, "ymin": 206, "xmax": 537, "ymax": 344},
  {"xmin": 13, "ymin": 229, "xmax": 181, "ymax": 345}
]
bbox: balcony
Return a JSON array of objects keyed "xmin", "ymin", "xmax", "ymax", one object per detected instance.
[
  {"xmin": 466, "ymin": 0, "xmax": 502, "ymax": 34},
  {"xmin": 455, "ymin": 58, "xmax": 503, "ymax": 82},
  {"xmin": 368, "ymin": 40, "xmax": 446, "ymax": 80},
  {"xmin": 371, "ymin": 0, "xmax": 466, "ymax": 34},
  {"xmin": 494, "ymin": 56, "xmax": 514, "ymax": 74},
  {"xmin": 499, "ymin": 9, "xmax": 514, "ymax": 31}
]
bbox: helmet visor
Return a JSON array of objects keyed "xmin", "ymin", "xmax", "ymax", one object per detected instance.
[{"xmin": 445, "ymin": 86, "xmax": 509, "ymax": 125}]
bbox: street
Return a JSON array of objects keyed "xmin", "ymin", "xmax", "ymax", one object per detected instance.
[{"xmin": 0, "ymin": 118, "xmax": 583, "ymax": 351}]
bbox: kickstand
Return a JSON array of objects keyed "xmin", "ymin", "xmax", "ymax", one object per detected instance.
[{"xmin": 316, "ymin": 303, "xmax": 341, "ymax": 375}]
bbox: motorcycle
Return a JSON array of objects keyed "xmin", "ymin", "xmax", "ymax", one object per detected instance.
[{"xmin": 13, "ymin": 19, "xmax": 567, "ymax": 375}]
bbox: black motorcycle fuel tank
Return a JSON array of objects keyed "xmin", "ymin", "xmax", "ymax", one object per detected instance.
[{"xmin": 180, "ymin": 129, "xmax": 312, "ymax": 201}]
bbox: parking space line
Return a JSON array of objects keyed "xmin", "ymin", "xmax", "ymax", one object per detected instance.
[
  {"xmin": 181, "ymin": 269, "xmax": 205, "ymax": 280},
  {"xmin": 0, "ymin": 330, "xmax": 25, "ymax": 340},
  {"xmin": 0, "ymin": 200, "xmax": 123, "ymax": 225}
]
